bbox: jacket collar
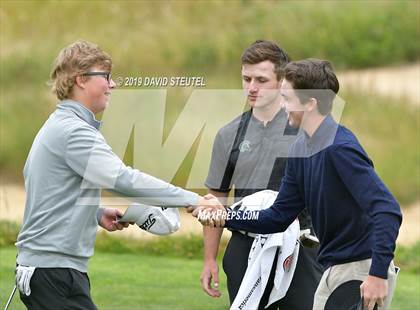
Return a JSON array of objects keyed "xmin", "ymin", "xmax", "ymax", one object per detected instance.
[
  {"xmin": 57, "ymin": 100, "xmax": 102, "ymax": 130},
  {"xmin": 304, "ymin": 114, "xmax": 338, "ymax": 153}
]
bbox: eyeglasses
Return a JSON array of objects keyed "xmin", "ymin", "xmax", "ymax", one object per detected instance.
[{"xmin": 83, "ymin": 71, "xmax": 112, "ymax": 83}]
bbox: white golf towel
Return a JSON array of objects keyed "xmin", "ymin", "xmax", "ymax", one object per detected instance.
[{"xmin": 230, "ymin": 190, "xmax": 300, "ymax": 310}]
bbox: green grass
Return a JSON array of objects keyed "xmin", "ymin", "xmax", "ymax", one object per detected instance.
[
  {"xmin": 338, "ymin": 91, "xmax": 420, "ymax": 205},
  {"xmin": 1, "ymin": 220, "xmax": 419, "ymax": 308},
  {"xmin": 1, "ymin": 1, "xmax": 418, "ymax": 74},
  {"xmin": 2, "ymin": 220, "xmax": 418, "ymax": 272},
  {"xmin": 395, "ymin": 242, "xmax": 420, "ymax": 274},
  {"xmin": 0, "ymin": 220, "xmax": 228, "ymax": 260},
  {"xmin": 391, "ymin": 270, "xmax": 420, "ymax": 310},
  {"xmin": 1, "ymin": 246, "xmax": 419, "ymax": 309},
  {"xmin": 0, "ymin": 246, "xmax": 230, "ymax": 310},
  {"xmin": 0, "ymin": 221, "xmax": 20, "ymax": 247},
  {"xmin": 94, "ymin": 231, "xmax": 228, "ymax": 260}
]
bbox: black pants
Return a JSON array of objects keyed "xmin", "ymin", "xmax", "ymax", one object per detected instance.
[
  {"xmin": 223, "ymin": 231, "xmax": 323, "ymax": 310},
  {"xmin": 19, "ymin": 268, "xmax": 97, "ymax": 310}
]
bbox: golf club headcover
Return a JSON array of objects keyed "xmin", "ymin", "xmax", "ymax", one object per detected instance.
[{"xmin": 133, "ymin": 204, "xmax": 181, "ymax": 235}]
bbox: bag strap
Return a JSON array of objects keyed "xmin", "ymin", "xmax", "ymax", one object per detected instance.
[{"xmin": 220, "ymin": 109, "xmax": 252, "ymax": 190}]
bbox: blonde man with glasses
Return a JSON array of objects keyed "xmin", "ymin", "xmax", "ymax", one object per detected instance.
[{"xmin": 15, "ymin": 40, "xmax": 217, "ymax": 309}]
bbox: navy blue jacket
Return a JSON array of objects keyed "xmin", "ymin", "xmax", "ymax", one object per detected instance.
[{"xmin": 225, "ymin": 115, "xmax": 402, "ymax": 279}]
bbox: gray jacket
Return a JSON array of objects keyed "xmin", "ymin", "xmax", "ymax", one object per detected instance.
[{"xmin": 16, "ymin": 100, "xmax": 198, "ymax": 272}]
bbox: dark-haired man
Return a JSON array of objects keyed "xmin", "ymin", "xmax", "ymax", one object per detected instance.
[
  {"xmin": 199, "ymin": 58, "xmax": 402, "ymax": 310},
  {"xmin": 201, "ymin": 41, "xmax": 322, "ymax": 309}
]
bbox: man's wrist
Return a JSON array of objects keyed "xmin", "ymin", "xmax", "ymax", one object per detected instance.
[{"xmin": 204, "ymin": 257, "xmax": 217, "ymax": 263}]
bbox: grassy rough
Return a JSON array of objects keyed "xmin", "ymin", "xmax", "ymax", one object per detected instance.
[
  {"xmin": 0, "ymin": 246, "xmax": 418, "ymax": 309},
  {"xmin": 1, "ymin": 1, "xmax": 418, "ymax": 73},
  {"xmin": 1, "ymin": 220, "xmax": 418, "ymax": 274},
  {"xmin": 338, "ymin": 91, "xmax": 420, "ymax": 205}
]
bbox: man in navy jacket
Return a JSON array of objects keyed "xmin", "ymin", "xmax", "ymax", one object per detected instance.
[{"xmin": 195, "ymin": 59, "xmax": 402, "ymax": 310}]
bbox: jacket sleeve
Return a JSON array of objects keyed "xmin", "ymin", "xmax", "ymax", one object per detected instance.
[
  {"xmin": 225, "ymin": 158, "xmax": 305, "ymax": 233},
  {"xmin": 64, "ymin": 125, "xmax": 198, "ymax": 207},
  {"xmin": 327, "ymin": 143, "xmax": 402, "ymax": 279}
]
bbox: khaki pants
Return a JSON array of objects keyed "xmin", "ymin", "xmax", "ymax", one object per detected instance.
[{"xmin": 313, "ymin": 259, "xmax": 399, "ymax": 310}]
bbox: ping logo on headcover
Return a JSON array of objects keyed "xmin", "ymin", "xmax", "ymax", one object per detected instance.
[
  {"xmin": 283, "ymin": 254, "xmax": 294, "ymax": 272},
  {"xmin": 139, "ymin": 214, "xmax": 156, "ymax": 231}
]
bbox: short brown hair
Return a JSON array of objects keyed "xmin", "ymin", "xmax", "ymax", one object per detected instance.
[
  {"xmin": 241, "ymin": 40, "xmax": 289, "ymax": 80},
  {"xmin": 284, "ymin": 59, "xmax": 339, "ymax": 115},
  {"xmin": 50, "ymin": 40, "xmax": 112, "ymax": 100}
]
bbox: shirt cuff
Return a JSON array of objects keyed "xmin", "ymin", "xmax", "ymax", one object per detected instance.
[
  {"xmin": 184, "ymin": 191, "xmax": 200, "ymax": 206},
  {"xmin": 369, "ymin": 255, "xmax": 392, "ymax": 279},
  {"xmin": 96, "ymin": 207, "xmax": 105, "ymax": 225}
]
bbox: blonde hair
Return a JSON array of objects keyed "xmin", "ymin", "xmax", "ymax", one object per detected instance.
[{"xmin": 50, "ymin": 40, "xmax": 112, "ymax": 100}]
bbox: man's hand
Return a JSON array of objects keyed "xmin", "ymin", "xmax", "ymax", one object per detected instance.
[
  {"xmin": 193, "ymin": 206, "xmax": 227, "ymax": 227},
  {"xmin": 360, "ymin": 275, "xmax": 388, "ymax": 310},
  {"xmin": 186, "ymin": 194, "xmax": 219, "ymax": 213},
  {"xmin": 99, "ymin": 208, "xmax": 129, "ymax": 232},
  {"xmin": 191, "ymin": 195, "xmax": 227, "ymax": 228},
  {"xmin": 201, "ymin": 259, "xmax": 221, "ymax": 297}
]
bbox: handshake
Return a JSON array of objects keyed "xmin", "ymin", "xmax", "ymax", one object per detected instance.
[{"xmin": 189, "ymin": 194, "xmax": 228, "ymax": 228}]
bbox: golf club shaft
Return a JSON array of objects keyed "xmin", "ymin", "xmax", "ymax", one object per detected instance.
[{"xmin": 4, "ymin": 285, "xmax": 17, "ymax": 310}]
